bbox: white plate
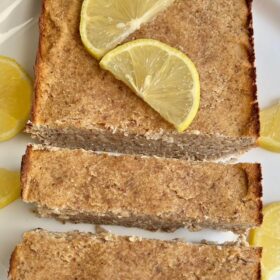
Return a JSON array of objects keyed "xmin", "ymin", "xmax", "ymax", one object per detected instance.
[{"xmin": 0, "ymin": 0, "xmax": 280, "ymax": 279}]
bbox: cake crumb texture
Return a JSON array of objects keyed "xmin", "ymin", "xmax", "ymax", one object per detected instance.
[
  {"xmin": 21, "ymin": 145, "xmax": 262, "ymax": 232},
  {"xmin": 33, "ymin": 0, "xmax": 258, "ymax": 136},
  {"xmin": 28, "ymin": 0, "xmax": 259, "ymax": 160},
  {"xmin": 9, "ymin": 230, "xmax": 261, "ymax": 280}
]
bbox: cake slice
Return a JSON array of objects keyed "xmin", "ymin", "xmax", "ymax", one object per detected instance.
[
  {"xmin": 9, "ymin": 229, "xmax": 261, "ymax": 280},
  {"xmin": 21, "ymin": 145, "xmax": 262, "ymax": 232},
  {"xmin": 26, "ymin": 0, "xmax": 259, "ymax": 160}
]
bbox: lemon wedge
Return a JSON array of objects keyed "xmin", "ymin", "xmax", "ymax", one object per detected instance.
[
  {"xmin": 258, "ymin": 102, "xmax": 280, "ymax": 152},
  {"xmin": 249, "ymin": 203, "xmax": 280, "ymax": 280},
  {"xmin": 0, "ymin": 56, "xmax": 32, "ymax": 142},
  {"xmin": 80, "ymin": 0, "xmax": 174, "ymax": 59},
  {"xmin": 0, "ymin": 168, "xmax": 20, "ymax": 209},
  {"xmin": 100, "ymin": 39, "xmax": 200, "ymax": 132}
]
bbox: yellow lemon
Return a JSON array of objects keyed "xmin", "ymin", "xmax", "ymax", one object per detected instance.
[
  {"xmin": 80, "ymin": 0, "xmax": 174, "ymax": 59},
  {"xmin": 249, "ymin": 203, "xmax": 280, "ymax": 280},
  {"xmin": 0, "ymin": 56, "xmax": 32, "ymax": 142},
  {"xmin": 258, "ymin": 102, "xmax": 280, "ymax": 152},
  {"xmin": 100, "ymin": 39, "xmax": 200, "ymax": 132},
  {"xmin": 0, "ymin": 168, "xmax": 20, "ymax": 209}
]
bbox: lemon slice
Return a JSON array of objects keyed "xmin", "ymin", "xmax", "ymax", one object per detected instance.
[
  {"xmin": 80, "ymin": 0, "xmax": 174, "ymax": 59},
  {"xmin": 0, "ymin": 56, "xmax": 32, "ymax": 142},
  {"xmin": 0, "ymin": 168, "xmax": 20, "ymax": 209},
  {"xmin": 258, "ymin": 102, "xmax": 280, "ymax": 152},
  {"xmin": 100, "ymin": 39, "xmax": 200, "ymax": 132},
  {"xmin": 249, "ymin": 203, "xmax": 280, "ymax": 280}
]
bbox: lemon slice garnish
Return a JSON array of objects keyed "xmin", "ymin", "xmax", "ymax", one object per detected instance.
[
  {"xmin": 0, "ymin": 168, "xmax": 20, "ymax": 209},
  {"xmin": 249, "ymin": 203, "xmax": 280, "ymax": 280},
  {"xmin": 0, "ymin": 56, "xmax": 32, "ymax": 142},
  {"xmin": 258, "ymin": 102, "xmax": 280, "ymax": 152},
  {"xmin": 80, "ymin": 0, "xmax": 174, "ymax": 59},
  {"xmin": 100, "ymin": 39, "xmax": 200, "ymax": 132}
]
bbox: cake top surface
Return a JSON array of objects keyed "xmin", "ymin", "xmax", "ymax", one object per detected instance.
[
  {"xmin": 22, "ymin": 146, "xmax": 262, "ymax": 227},
  {"xmin": 9, "ymin": 230, "xmax": 261, "ymax": 279},
  {"xmin": 32, "ymin": 0, "xmax": 258, "ymax": 137}
]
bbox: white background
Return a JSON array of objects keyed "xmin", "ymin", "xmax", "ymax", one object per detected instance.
[{"xmin": 0, "ymin": 0, "xmax": 279, "ymax": 279}]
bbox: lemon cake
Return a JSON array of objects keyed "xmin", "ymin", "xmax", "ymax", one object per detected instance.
[
  {"xmin": 9, "ymin": 230, "xmax": 261, "ymax": 280},
  {"xmin": 21, "ymin": 145, "xmax": 262, "ymax": 232},
  {"xmin": 26, "ymin": 0, "xmax": 259, "ymax": 160}
]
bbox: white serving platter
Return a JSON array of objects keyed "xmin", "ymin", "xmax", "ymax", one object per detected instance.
[{"xmin": 0, "ymin": 0, "xmax": 280, "ymax": 279}]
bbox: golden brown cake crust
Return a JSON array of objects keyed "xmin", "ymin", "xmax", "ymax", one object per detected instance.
[
  {"xmin": 9, "ymin": 230, "xmax": 261, "ymax": 280},
  {"xmin": 21, "ymin": 145, "xmax": 262, "ymax": 232},
  {"xmin": 246, "ymin": 0, "xmax": 260, "ymax": 137},
  {"xmin": 241, "ymin": 162, "xmax": 263, "ymax": 226},
  {"xmin": 31, "ymin": 0, "xmax": 259, "ymax": 137}
]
